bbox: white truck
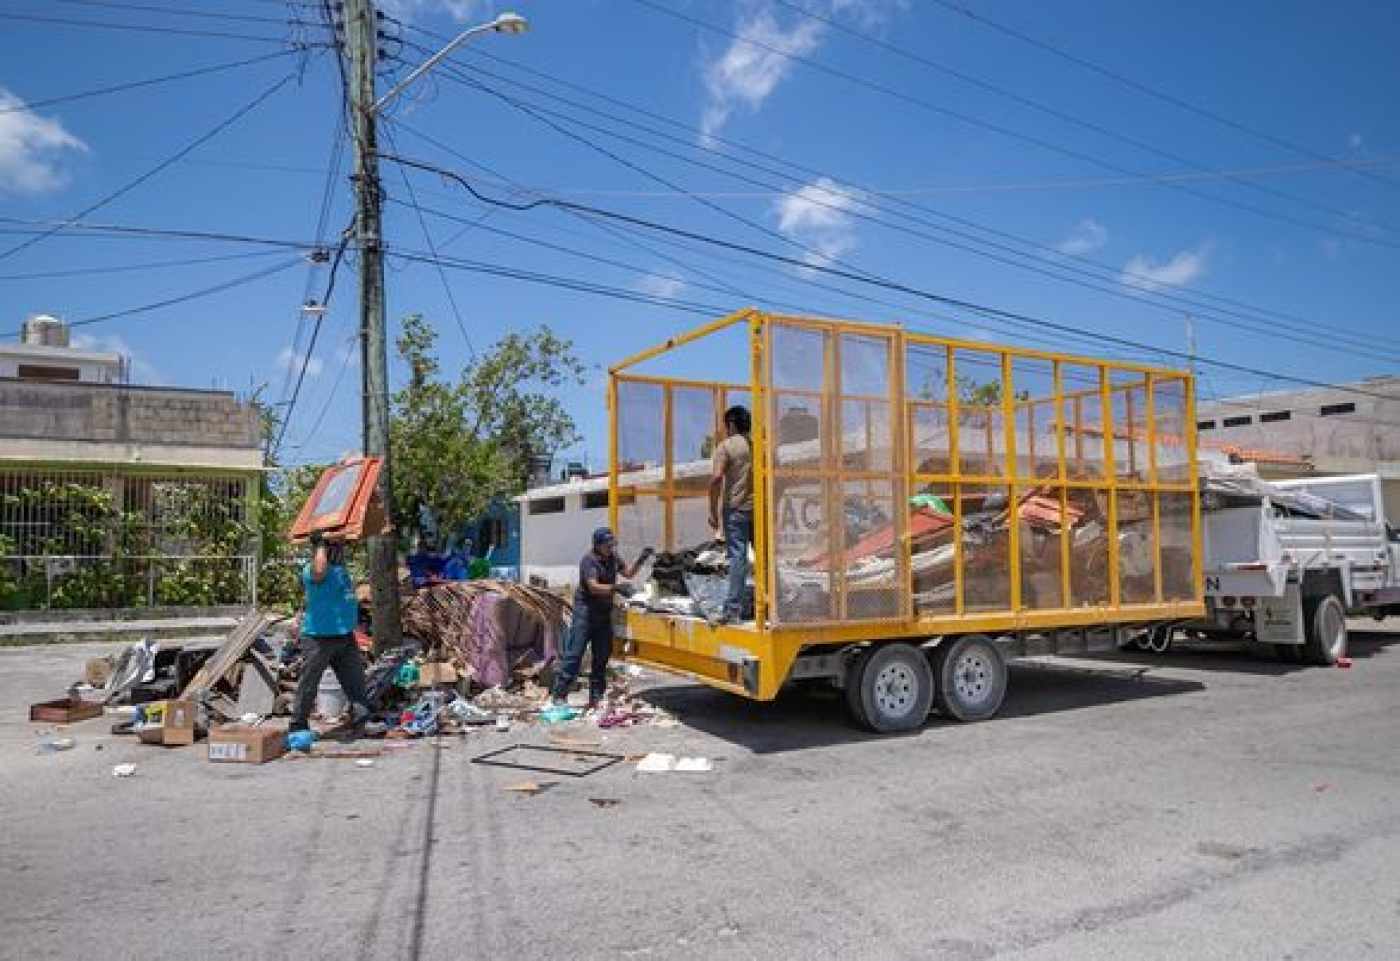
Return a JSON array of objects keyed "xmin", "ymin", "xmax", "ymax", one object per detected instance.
[{"xmin": 1183, "ymin": 472, "xmax": 1400, "ymax": 664}]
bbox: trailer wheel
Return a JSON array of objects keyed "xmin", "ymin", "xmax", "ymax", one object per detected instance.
[
  {"xmin": 932, "ymin": 634, "xmax": 1007, "ymax": 722},
  {"xmin": 1301, "ymin": 593, "xmax": 1347, "ymax": 666},
  {"xmin": 850, "ymin": 644, "xmax": 933, "ymax": 733},
  {"xmin": 843, "ymin": 647, "xmax": 871, "ymax": 728}
]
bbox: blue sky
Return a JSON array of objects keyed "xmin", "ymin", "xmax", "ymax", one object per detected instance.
[{"xmin": 1, "ymin": 0, "xmax": 1397, "ymax": 470}]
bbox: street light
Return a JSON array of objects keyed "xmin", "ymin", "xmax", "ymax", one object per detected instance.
[
  {"xmin": 344, "ymin": 2, "xmax": 529, "ymax": 651},
  {"xmin": 373, "ymin": 11, "xmax": 530, "ymax": 115}
]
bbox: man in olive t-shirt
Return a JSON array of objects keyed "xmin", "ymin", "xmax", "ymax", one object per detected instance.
[{"xmin": 708, "ymin": 405, "xmax": 753, "ymax": 623}]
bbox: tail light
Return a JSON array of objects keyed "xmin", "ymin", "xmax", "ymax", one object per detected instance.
[
  {"xmin": 1241, "ymin": 596, "xmax": 1257, "ymax": 609},
  {"xmin": 1222, "ymin": 595, "xmax": 1237, "ymax": 608}
]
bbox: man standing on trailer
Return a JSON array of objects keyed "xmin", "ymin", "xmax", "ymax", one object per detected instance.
[{"xmin": 709, "ymin": 404, "xmax": 754, "ymax": 624}]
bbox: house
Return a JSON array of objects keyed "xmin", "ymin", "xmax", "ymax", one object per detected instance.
[{"xmin": 0, "ymin": 315, "xmax": 264, "ymax": 612}]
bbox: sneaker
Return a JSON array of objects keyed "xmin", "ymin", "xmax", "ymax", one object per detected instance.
[{"xmin": 355, "ymin": 719, "xmax": 389, "ymax": 738}]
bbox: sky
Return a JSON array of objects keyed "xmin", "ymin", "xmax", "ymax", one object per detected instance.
[{"xmin": 1, "ymin": 0, "xmax": 1397, "ymax": 472}]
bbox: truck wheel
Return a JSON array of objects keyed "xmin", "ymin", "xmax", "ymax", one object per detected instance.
[
  {"xmin": 843, "ymin": 647, "xmax": 871, "ymax": 728},
  {"xmin": 1301, "ymin": 593, "xmax": 1347, "ymax": 666},
  {"xmin": 850, "ymin": 643, "xmax": 933, "ymax": 733},
  {"xmin": 932, "ymin": 634, "xmax": 1007, "ymax": 722}
]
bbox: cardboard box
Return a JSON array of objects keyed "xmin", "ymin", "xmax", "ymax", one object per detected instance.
[
  {"xmin": 135, "ymin": 699, "xmax": 197, "ymax": 746},
  {"xmin": 29, "ymin": 698, "xmax": 104, "ymax": 723},
  {"xmin": 417, "ymin": 662, "xmax": 459, "ymax": 686},
  {"xmin": 208, "ymin": 725, "xmax": 286, "ymax": 764}
]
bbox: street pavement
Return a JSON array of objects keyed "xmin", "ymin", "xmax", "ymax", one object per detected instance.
[{"xmin": 1, "ymin": 627, "xmax": 1397, "ymax": 960}]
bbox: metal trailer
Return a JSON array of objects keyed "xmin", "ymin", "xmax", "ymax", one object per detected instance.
[
  {"xmin": 607, "ymin": 311, "xmax": 1204, "ymax": 732},
  {"xmin": 1190, "ymin": 472, "xmax": 1400, "ymax": 665}
]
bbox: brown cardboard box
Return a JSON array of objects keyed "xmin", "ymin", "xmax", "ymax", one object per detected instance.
[
  {"xmin": 135, "ymin": 699, "xmax": 197, "ymax": 746},
  {"xmin": 29, "ymin": 697, "xmax": 103, "ymax": 723},
  {"xmin": 417, "ymin": 662, "xmax": 459, "ymax": 686},
  {"xmin": 208, "ymin": 725, "xmax": 286, "ymax": 764}
]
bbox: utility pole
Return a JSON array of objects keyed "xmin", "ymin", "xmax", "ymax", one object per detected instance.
[{"xmin": 343, "ymin": 0, "xmax": 402, "ymax": 650}]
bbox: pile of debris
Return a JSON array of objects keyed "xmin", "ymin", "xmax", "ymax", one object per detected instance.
[{"xmin": 32, "ymin": 579, "xmax": 676, "ymax": 765}]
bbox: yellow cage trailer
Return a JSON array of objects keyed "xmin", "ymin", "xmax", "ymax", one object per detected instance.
[{"xmin": 609, "ymin": 310, "xmax": 1204, "ymax": 732}]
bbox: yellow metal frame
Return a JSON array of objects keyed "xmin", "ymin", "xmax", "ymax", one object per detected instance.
[{"xmin": 610, "ymin": 311, "xmax": 1204, "ymax": 701}]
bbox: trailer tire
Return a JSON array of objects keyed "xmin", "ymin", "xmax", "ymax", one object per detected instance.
[
  {"xmin": 932, "ymin": 634, "xmax": 1007, "ymax": 722},
  {"xmin": 850, "ymin": 643, "xmax": 932, "ymax": 733},
  {"xmin": 843, "ymin": 647, "xmax": 871, "ymax": 728},
  {"xmin": 1301, "ymin": 593, "xmax": 1347, "ymax": 666}
]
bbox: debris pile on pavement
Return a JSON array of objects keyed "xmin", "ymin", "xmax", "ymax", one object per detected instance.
[{"xmin": 32, "ymin": 580, "xmax": 679, "ymax": 766}]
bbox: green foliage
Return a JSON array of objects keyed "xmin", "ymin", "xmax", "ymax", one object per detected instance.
[
  {"xmin": 389, "ymin": 314, "xmax": 587, "ymax": 538},
  {"xmin": 0, "ymin": 477, "xmax": 255, "ymax": 611}
]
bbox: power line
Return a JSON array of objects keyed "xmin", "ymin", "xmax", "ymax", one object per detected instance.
[
  {"xmin": 405, "ymin": 22, "xmax": 1399, "ymax": 353},
  {"xmin": 0, "ymin": 215, "xmax": 323, "ymax": 250},
  {"xmin": 377, "ymin": 152, "xmax": 1400, "ymax": 404},
  {"xmin": 56, "ymin": 0, "xmax": 316, "ymax": 26},
  {"xmin": 422, "ymin": 58, "xmax": 1400, "ymax": 362},
  {"xmin": 0, "ymin": 249, "xmax": 288, "ymax": 281},
  {"xmin": 0, "ymin": 50, "xmax": 302, "ymax": 117},
  {"xmin": 273, "ymin": 233, "xmax": 352, "ymax": 456},
  {"xmin": 0, "ymin": 69, "xmax": 302, "ymax": 265},
  {"xmin": 627, "ymin": 0, "xmax": 1400, "ymax": 252},
  {"xmin": 382, "ymin": 126, "xmax": 476, "ymax": 356},
  {"xmin": 930, "ymin": 0, "xmax": 1400, "ymax": 193},
  {"xmin": 0, "ymin": 10, "xmax": 317, "ymax": 43},
  {"xmin": 25, "ymin": 257, "xmax": 306, "ymax": 335},
  {"xmin": 770, "ymin": 0, "xmax": 1400, "ymax": 240},
  {"xmin": 427, "ymin": 48, "xmax": 1400, "ymax": 358}
]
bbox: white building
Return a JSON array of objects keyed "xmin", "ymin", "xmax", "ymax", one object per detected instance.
[
  {"xmin": 1197, "ymin": 375, "xmax": 1400, "ymax": 520},
  {"xmin": 516, "ymin": 475, "xmax": 613, "ymax": 587},
  {"xmin": 0, "ymin": 314, "xmax": 126, "ymax": 383}
]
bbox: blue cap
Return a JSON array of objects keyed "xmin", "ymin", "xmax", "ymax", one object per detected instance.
[{"xmin": 592, "ymin": 526, "xmax": 615, "ymax": 546}]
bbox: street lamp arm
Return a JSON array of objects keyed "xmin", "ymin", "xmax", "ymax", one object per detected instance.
[{"xmin": 371, "ymin": 12, "xmax": 528, "ymax": 115}]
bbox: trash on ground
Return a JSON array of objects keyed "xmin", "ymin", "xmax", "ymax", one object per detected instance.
[
  {"xmin": 209, "ymin": 725, "xmax": 287, "ymax": 764},
  {"xmin": 636, "ymin": 753, "xmax": 714, "ymax": 773},
  {"xmin": 286, "ymin": 729, "xmax": 317, "ymax": 753},
  {"xmin": 588, "ymin": 798, "xmax": 621, "ymax": 808},
  {"xmin": 505, "ymin": 780, "xmax": 544, "ymax": 795},
  {"xmin": 29, "ymin": 698, "xmax": 102, "ymax": 724},
  {"xmin": 111, "ymin": 763, "xmax": 137, "ymax": 778},
  {"xmin": 354, "ymin": 758, "xmax": 375, "ymax": 768},
  {"xmin": 37, "ymin": 737, "xmax": 76, "ymax": 755},
  {"xmin": 473, "ymin": 744, "xmax": 625, "ymax": 778}
]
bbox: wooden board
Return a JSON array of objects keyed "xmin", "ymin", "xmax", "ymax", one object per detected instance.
[{"xmin": 179, "ymin": 613, "xmax": 270, "ymax": 702}]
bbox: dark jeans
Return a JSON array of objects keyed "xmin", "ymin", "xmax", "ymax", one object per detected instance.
[
  {"xmin": 724, "ymin": 507, "xmax": 754, "ymax": 618},
  {"xmin": 551, "ymin": 613, "xmax": 612, "ymax": 703},
  {"xmin": 290, "ymin": 635, "xmax": 372, "ymax": 730}
]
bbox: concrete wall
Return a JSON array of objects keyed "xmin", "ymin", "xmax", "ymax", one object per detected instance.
[{"xmin": 0, "ymin": 380, "xmax": 261, "ymax": 457}]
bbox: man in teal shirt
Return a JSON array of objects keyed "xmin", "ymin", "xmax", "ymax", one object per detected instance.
[{"xmin": 288, "ymin": 533, "xmax": 377, "ymax": 734}]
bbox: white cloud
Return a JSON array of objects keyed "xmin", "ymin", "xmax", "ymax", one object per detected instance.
[
  {"xmin": 70, "ymin": 332, "xmax": 159, "ymax": 383},
  {"xmin": 700, "ymin": 7, "xmax": 824, "ymax": 142},
  {"xmin": 634, "ymin": 273, "xmax": 688, "ymax": 302},
  {"xmin": 276, "ymin": 346, "xmax": 324, "ymax": 379},
  {"xmin": 376, "ymin": 0, "xmax": 489, "ymax": 23},
  {"xmin": 1120, "ymin": 243, "xmax": 1213, "ymax": 291},
  {"xmin": 1055, "ymin": 218, "xmax": 1108, "ymax": 257},
  {"xmin": 773, "ymin": 176, "xmax": 865, "ymax": 270},
  {"xmin": 0, "ymin": 88, "xmax": 87, "ymax": 194},
  {"xmin": 697, "ymin": 2, "xmax": 906, "ymax": 141}
]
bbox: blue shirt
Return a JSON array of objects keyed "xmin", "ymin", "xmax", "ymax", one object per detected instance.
[
  {"xmin": 574, "ymin": 550, "xmax": 622, "ymax": 619},
  {"xmin": 301, "ymin": 563, "xmax": 358, "ymax": 637}
]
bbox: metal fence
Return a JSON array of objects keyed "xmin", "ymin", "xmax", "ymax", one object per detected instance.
[
  {"xmin": 0, "ymin": 469, "xmax": 255, "ymax": 611},
  {"xmin": 612, "ymin": 310, "xmax": 1202, "ymax": 635}
]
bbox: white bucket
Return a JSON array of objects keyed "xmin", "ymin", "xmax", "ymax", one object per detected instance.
[{"xmin": 315, "ymin": 670, "xmax": 347, "ymax": 718}]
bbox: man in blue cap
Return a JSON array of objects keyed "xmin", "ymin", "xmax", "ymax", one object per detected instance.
[{"xmin": 550, "ymin": 527, "xmax": 652, "ymax": 708}]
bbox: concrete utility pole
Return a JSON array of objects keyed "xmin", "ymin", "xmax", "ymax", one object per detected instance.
[{"xmin": 344, "ymin": 0, "xmax": 402, "ymax": 650}]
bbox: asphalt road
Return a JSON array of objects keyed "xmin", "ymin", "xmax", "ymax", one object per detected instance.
[{"xmin": 2, "ymin": 628, "xmax": 1397, "ymax": 960}]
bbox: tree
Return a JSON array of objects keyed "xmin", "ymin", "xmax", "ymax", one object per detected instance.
[{"xmin": 390, "ymin": 315, "xmax": 587, "ymax": 541}]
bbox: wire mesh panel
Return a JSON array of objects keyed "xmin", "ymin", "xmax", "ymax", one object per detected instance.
[
  {"xmin": 612, "ymin": 311, "xmax": 1202, "ymax": 640},
  {"xmin": 0, "ymin": 469, "xmax": 253, "ymax": 610}
]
